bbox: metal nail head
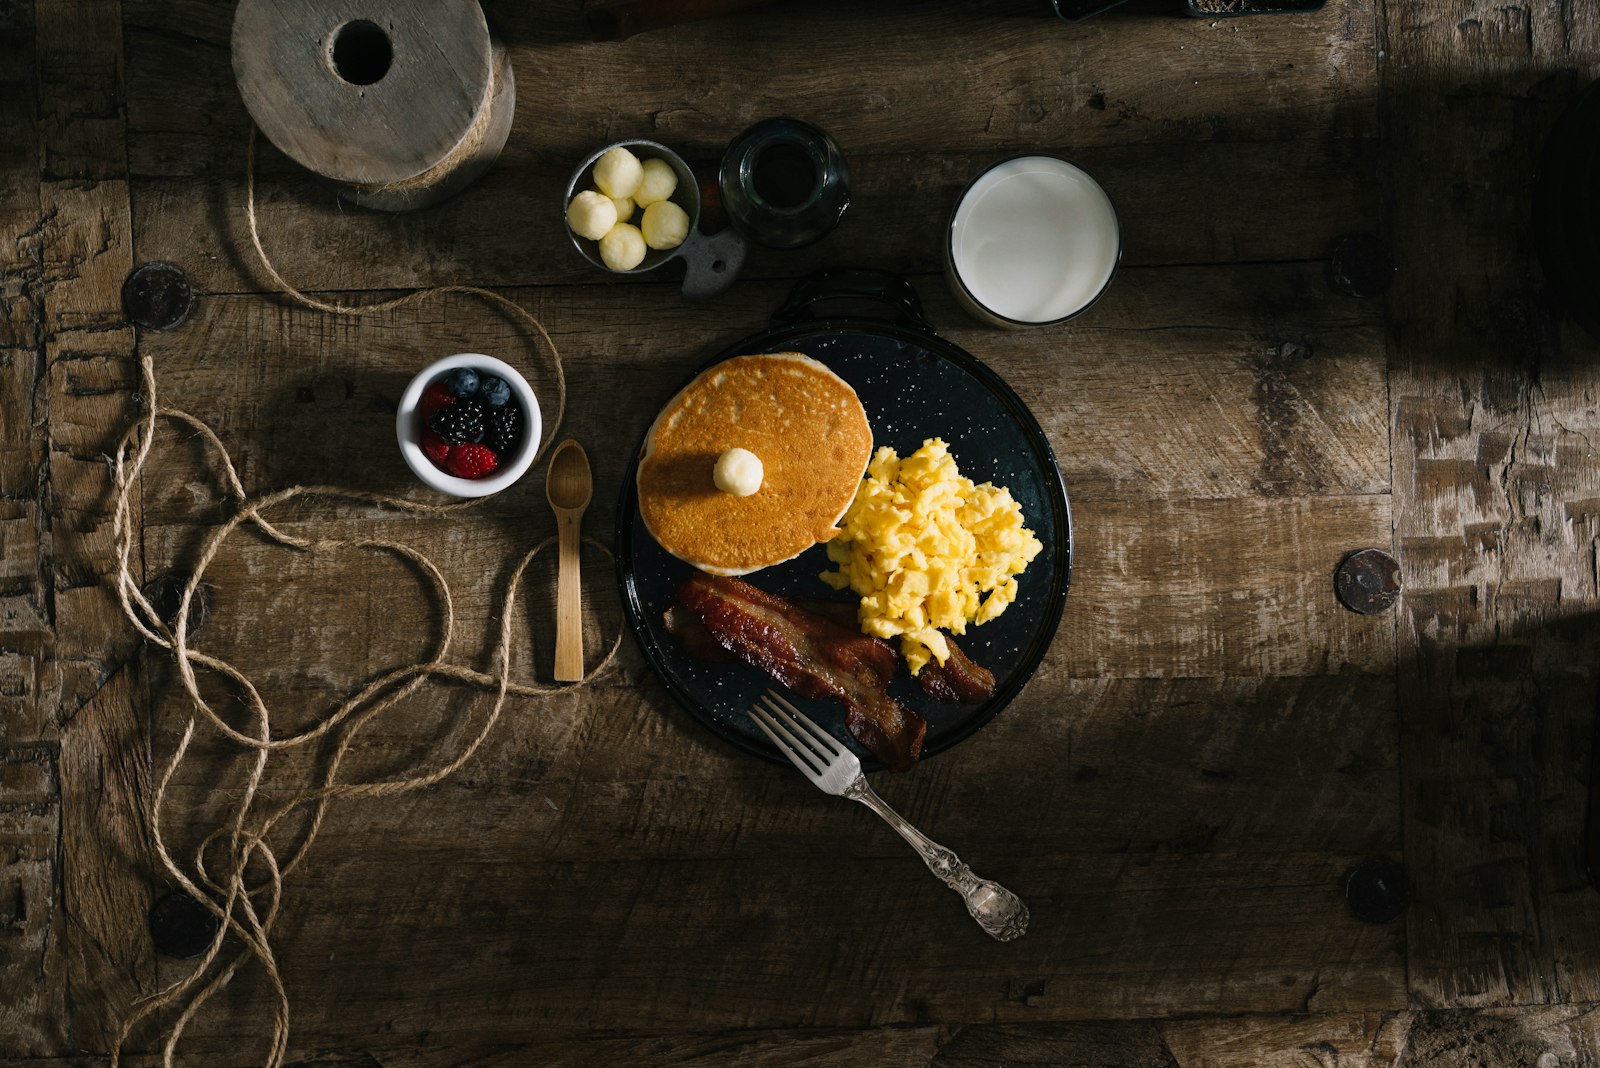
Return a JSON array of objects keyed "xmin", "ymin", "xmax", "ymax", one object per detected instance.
[
  {"xmin": 122, "ymin": 262, "xmax": 196, "ymax": 331},
  {"xmin": 149, "ymin": 890, "xmax": 222, "ymax": 959},
  {"xmin": 139, "ymin": 571, "xmax": 215, "ymax": 635},
  {"xmin": 1343, "ymin": 859, "xmax": 1407, "ymax": 923},
  {"xmin": 1327, "ymin": 233, "xmax": 1394, "ymax": 299},
  {"xmin": 1335, "ymin": 548, "xmax": 1401, "ymax": 615}
]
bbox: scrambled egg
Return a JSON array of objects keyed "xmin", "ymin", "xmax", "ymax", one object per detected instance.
[{"xmin": 821, "ymin": 438, "xmax": 1043, "ymax": 675}]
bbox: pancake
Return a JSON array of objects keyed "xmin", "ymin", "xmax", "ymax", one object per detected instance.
[{"xmin": 637, "ymin": 353, "xmax": 872, "ymax": 575}]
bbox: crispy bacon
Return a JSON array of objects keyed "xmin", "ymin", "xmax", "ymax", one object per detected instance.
[
  {"xmin": 663, "ymin": 604, "xmax": 738, "ymax": 662},
  {"xmin": 917, "ymin": 640, "xmax": 996, "ymax": 704},
  {"xmin": 673, "ymin": 574, "xmax": 926, "ymax": 771},
  {"xmin": 668, "ymin": 595, "xmax": 995, "ymax": 706}
]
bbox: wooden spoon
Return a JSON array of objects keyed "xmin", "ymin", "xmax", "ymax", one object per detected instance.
[{"xmin": 545, "ymin": 439, "xmax": 593, "ymax": 682}]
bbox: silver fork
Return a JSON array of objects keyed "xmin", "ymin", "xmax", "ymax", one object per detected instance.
[{"xmin": 750, "ymin": 690, "xmax": 1029, "ymax": 942}]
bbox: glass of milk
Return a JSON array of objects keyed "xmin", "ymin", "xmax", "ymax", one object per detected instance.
[{"xmin": 945, "ymin": 156, "xmax": 1121, "ymax": 328}]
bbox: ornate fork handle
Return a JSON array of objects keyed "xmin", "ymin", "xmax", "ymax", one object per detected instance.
[{"xmin": 843, "ymin": 777, "xmax": 1029, "ymax": 941}]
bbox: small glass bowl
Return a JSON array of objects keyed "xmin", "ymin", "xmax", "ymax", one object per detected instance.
[{"xmin": 396, "ymin": 353, "xmax": 542, "ymax": 498}]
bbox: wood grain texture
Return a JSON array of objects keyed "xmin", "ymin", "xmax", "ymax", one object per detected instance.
[
  {"xmin": 15, "ymin": 0, "xmax": 1600, "ymax": 1061},
  {"xmin": 17, "ymin": 0, "xmax": 153, "ymax": 1058},
  {"xmin": 4, "ymin": 1006, "xmax": 1600, "ymax": 1066},
  {"xmin": 0, "ymin": 4, "xmax": 64, "ymax": 1056},
  {"xmin": 125, "ymin": 264, "xmax": 1386, "ymax": 513},
  {"xmin": 120, "ymin": 0, "xmax": 1379, "ymax": 294},
  {"xmin": 1382, "ymin": 0, "xmax": 1600, "ymax": 1012},
  {"xmin": 232, "ymin": 0, "xmax": 495, "ymax": 186}
]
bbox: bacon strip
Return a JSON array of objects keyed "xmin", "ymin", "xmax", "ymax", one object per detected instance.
[
  {"xmin": 917, "ymin": 640, "xmax": 996, "ymax": 704},
  {"xmin": 662, "ymin": 604, "xmax": 738, "ymax": 662},
  {"xmin": 667, "ymin": 596, "xmax": 995, "ymax": 705},
  {"xmin": 674, "ymin": 574, "xmax": 927, "ymax": 771}
]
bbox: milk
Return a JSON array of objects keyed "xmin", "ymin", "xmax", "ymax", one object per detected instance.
[{"xmin": 947, "ymin": 157, "xmax": 1120, "ymax": 327}]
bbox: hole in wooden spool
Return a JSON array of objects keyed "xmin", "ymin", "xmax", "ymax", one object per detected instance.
[{"xmin": 330, "ymin": 20, "xmax": 392, "ymax": 86}]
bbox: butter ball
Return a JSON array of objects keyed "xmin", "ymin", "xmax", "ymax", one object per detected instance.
[
  {"xmin": 598, "ymin": 222, "xmax": 647, "ymax": 271},
  {"xmin": 592, "ymin": 146, "xmax": 644, "ymax": 200},
  {"xmin": 713, "ymin": 448, "xmax": 763, "ymax": 496},
  {"xmin": 608, "ymin": 194, "xmax": 636, "ymax": 224},
  {"xmin": 566, "ymin": 190, "xmax": 618, "ymax": 242},
  {"xmin": 634, "ymin": 157, "xmax": 678, "ymax": 206},
  {"xmin": 641, "ymin": 200, "xmax": 690, "ymax": 251}
]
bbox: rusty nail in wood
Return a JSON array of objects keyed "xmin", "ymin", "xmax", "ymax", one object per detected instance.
[
  {"xmin": 122, "ymin": 262, "xmax": 196, "ymax": 330},
  {"xmin": 1335, "ymin": 548, "xmax": 1401, "ymax": 614},
  {"xmin": 1327, "ymin": 233, "xmax": 1394, "ymax": 299},
  {"xmin": 1343, "ymin": 859, "xmax": 1406, "ymax": 923},
  {"xmin": 139, "ymin": 571, "xmax": 215, "ymax": 635},
  {"xmin": 149, "ymin": 890, "xmax": 222, "ymax": 959}
]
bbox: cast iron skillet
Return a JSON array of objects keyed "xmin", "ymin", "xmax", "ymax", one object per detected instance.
[{"xmin": 615, "ymin": 268, "xmax": 1074, "ymax": 770}]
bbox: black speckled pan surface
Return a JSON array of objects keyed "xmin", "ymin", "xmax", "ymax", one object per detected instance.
[{"xmin": 615, "ymin": 270, "xmax": 1073, "ymax": 771}]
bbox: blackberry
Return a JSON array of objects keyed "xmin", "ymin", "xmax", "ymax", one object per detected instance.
[
  {"xmin": 483, "ymin": 402, "xmax": 522, "ymax": 455},
  {"xmin": 427, "ymin": 399, "xmax": 485, "ymax": 444},
  {"xmin": 478, "ymin": 375, "xmax": 511, "ymax": 407},
  {"xmin": 443, "ymin": 367, "xmax": 480, "ymax": 399}
]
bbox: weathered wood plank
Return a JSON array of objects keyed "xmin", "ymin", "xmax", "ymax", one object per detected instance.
[
  {"xmin": 8, "ymin": 1006, "xmax": 1600, "ymax": 1067},
  {"xmin": 0, "ymin": 0, "xmax": 48, "ymax": 656},
  {"xmin": 1161, "ymin": 1011, "xmax": 1413, "ymax": 1066},
  {"xmin": 28, "ymin": 0, "xmax": 153, "ymax": 1058},
  {"xmin": 120, "ymin": 0, "xmax": 1379, "ymax": 294},
  {"xmin": 132, "ymin": 484, "xmax": 1389, "ymax": 703},
  {"xmin": 127, "ymin": 498, "xmax": 1400, "ymax": 1046},
  {"xmin": 1383, "ymin": 0, "xmax": 1600, "ymax": 1011},
  {"xmin": 0, "ymin": 1011, "xmax": 1555, "ymax": 1068},
  {"xmin": 127, "ymin": 263, "xmax": 1385, "ymax": 526},
  {"xmin": 142, "ymin": 653, "xmax": 1396, "ymax": 858},
  {"xmin": 123, "ymin": 0, "xmax": 1376, "ymax": 173},
  {"xmin": 0, "ymin": 2, "xmax": 67, "ymax": 1058},
  {"xmin": 130, "ymin": 850, "xmax": 1394, "ymax": 1052},
  {"xmin": 128, "ymin": 136, "xmax": 1382, "ymax": 297},
  {"xmin": 40, "ymin": 177, "xmax": 149, "ymax": 1066},
  {"xmin": 11, "ymin": 0, "xmax": 1441, "ymax": 1060}
]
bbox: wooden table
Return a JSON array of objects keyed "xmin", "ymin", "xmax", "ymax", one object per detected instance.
[{"xmin": 5, "ymin": 0, "xmax": 1600, "ymax": 1063}]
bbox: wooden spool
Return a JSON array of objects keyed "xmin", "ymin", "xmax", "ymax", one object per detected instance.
[{"xmin": 232, "ymin": 0, "xmax": 515, "ymax": 212}]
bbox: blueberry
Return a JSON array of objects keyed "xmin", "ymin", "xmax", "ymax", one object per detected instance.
[
  {"xmin": 478, "ymin": 375, "xmax": 511, "ymax": 407},
  {"xmin": 443, "ymin": 367, "xmax": 480, "ymax": 399}
]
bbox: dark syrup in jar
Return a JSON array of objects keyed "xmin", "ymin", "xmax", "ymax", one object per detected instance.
[{"xmin": 751, "ymin": 141, "xmax": 818, "ymax": 211}]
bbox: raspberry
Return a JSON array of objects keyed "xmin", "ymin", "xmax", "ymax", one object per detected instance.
[
  {"xmin": 421, "ymin": 428, "xmax": 452, "ymax": 467},
  {"xmin": 446, "ymin": 442, "xmax": 499, "ymax": 479},
  {"xmin": 483, "ymin": 403, "xmax": 522, "ymax": 455},
  {"xmin": 420, "ymin": 382, "xmax": 455, "ymax": 419},
  {"xmin": 427, "ymin": 400, "xmax": 485, "ymax": 445}
]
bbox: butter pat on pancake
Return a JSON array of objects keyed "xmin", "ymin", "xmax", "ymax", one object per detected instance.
[{"xmin": 638, "ymin": 353, "xmax": 872, "ymax": 576}]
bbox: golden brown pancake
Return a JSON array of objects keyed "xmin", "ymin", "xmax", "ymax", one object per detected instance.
[{"xmin": 637, "ymin": 353, "xmax": 872, "ymax": 575}]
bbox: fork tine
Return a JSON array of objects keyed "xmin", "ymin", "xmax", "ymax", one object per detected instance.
[
  {"xmin": 750, "ymin": 704, "xmax": 826, "ymax": 776},
  {"xmin": 763, "ymin": 690, "xmax": 845, "ymax": 757},
  {"xmin": 756, "ymin": 693, "xmax": 834, "ymax": 765}
]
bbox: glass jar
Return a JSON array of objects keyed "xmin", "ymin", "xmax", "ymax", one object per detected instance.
[{"xmin": 718, "ymin": 117, "xmax": 850, "ymax": 249}]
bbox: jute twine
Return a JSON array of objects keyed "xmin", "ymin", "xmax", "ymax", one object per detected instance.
[{"xmin": 108, "ymin": 127, "xmax": 621, "ymax": 1067}]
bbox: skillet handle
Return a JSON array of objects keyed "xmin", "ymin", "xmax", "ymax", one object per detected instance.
[{"xmin": 771, "ymin": 268, "xmax": 936, "ymax": 335}]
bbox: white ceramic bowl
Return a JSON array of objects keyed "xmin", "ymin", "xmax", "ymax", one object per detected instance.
[{"xmin": 396, "ymin": 353, "xmax": 542, "ymax": 498}]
